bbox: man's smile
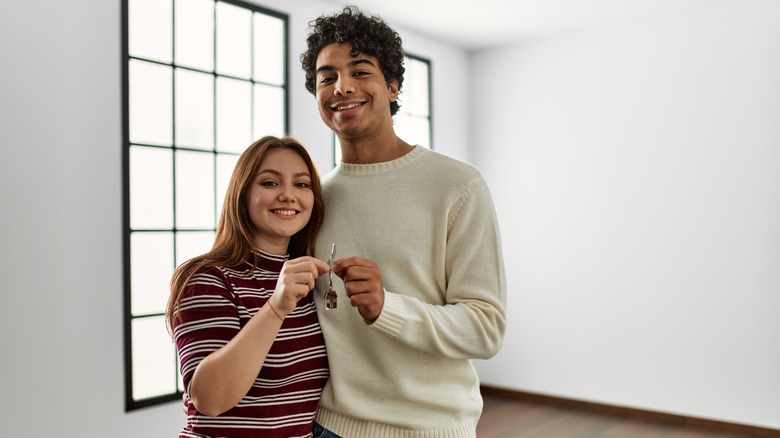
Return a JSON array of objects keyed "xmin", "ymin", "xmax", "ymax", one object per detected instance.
[{"xmin": 332, "ymin": 101, "xmax": 365, "ymax": 111}]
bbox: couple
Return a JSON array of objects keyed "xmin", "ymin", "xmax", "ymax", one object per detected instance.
[{"xmin": 165, "ymin": 7, "xmax": 507, "ymax": 438}]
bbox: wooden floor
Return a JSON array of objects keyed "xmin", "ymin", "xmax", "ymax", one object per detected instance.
[{"xmin": 476, "ymin": 389, "xmax": 779, "ymax": 438}]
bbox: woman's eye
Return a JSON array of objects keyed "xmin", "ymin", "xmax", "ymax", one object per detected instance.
[
  {"xmin": 260, "ymin": 181, "xmax": 278, "ymax": 187},
  {"xmin": 295, "ymin": 182, "xmax": 311, "ymax": 188}
]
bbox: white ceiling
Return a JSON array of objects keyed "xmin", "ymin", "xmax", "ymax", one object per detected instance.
[{"xmin": 325, "ymin": 0, "xmax": 719, "ymax": 50}]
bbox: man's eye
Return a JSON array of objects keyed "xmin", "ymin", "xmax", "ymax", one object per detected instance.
[{"xmin": 319, "ymin": 77, "xmax": 335, "ymax": 84}]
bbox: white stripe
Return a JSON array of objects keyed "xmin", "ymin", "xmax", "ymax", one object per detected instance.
[
  {"xmin": 254, "ymin": 368, "xmax": 330, "ymax": 388},
  {"xmin": 190, "ymin": 411, "xmax": 313, "ymax": 428},
  {"xmin": 174, "ymin": 317, "xmax": 240, "ymax": 340}
]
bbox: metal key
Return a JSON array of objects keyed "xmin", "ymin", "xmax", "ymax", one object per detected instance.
[{"xmin": 325, "ymin": 243, "xmax": 337, "ymax": 309}]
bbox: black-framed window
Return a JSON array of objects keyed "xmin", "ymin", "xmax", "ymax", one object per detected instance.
[
  {"xmin": 395, "ymin": 54, "xmax": 432, "ymax": 149},
  {"xmin": 333, "ymin": 54, "xmax": 432, "ymax": 164},
  {"xmin": 122, "ymin": 0, "xmax": 289, "ymax": 411}
]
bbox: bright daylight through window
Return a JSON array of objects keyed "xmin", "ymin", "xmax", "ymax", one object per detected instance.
[{"xmin": 122, "ymin": 0, "xmax": 288, "ymax": 410}]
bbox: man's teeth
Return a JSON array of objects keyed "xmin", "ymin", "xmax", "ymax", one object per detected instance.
[
  {"xmin": 273, "ymin": 209, "xmax": 296, "ymax": 216},
  {"xmin": 336, "ymin": 103, "xmax": 361, "ymax": 111}
]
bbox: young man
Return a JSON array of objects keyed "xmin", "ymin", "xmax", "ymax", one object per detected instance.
[{"xmin": 301, "ymin": 7, "xmax": 507, "ymax": 438}]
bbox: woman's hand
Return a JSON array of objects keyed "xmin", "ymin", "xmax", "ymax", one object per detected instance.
[{"xmin": 270, "ymin": 256, "xmax": 329, "ymax": 316}]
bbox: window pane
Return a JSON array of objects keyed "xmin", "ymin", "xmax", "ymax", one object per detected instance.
[
  {"xmin": 129, "ymin": 0, "xmax": 172, "ymax": 63},
  {"xmin": 216, "ymin": 77, "xmax": 252, "ymax": 153},
  {"xmin": 176, "ymin": 231, "xmax": 215, "ymax": 267},
  {"xmin": 175, "ymin": 150, "xmax": 215, "ymax": 229},
  {"xmin": 406, "ymin": 58, "xmax": 430, "ymax": 117},
  {"xmin": 130, "ymin": 146, "xmax": 173, "ymax": 229},
  {"xmin": 175, "ymin": 69, "xmax": 214, "ymax": 150},
  {"xmin": 130, "ymin": 60, "xmax": 172, "ymax": 146},
  {"xmin": 395, "ymin": 114, "xmax": 431, "ymax": 150},
  {"xmin": 253, "ymin": 13, "xmax": 284, "ymax": 85},
  {"xmin": 178, "ymin": 372, "xmax": 184, "ymax": 393},
  {"xmin": 253, "ymin": 84, "xmax": 285, "ymax": 138},
  {"xmin": 394, "ymin": 113, "xmax": 411, "ymax": 147},
  {"xmin": 131, "ymin": 232, "xmax": 174, "ymax": 316},
  {"xmin": 174, "ymin": 0, "xmax": 214, "ymax": 71},
  {"xmin": 132, "ymin": 316, "xmax": 177, "ymax": 399},
  {"xmin": 216, "ymin": 153, "xmax": 240, "ymax": 219},
  {"xmin": 333, "ymin": 133, "xmax": 341, "ymax": 164},
  {"xmin": 125, "ymin": 0, "xmax": 289, "ymax": 410},
  {"xmin": 216, "ymin": 2, "xmax": 251, "ymax": 79}
]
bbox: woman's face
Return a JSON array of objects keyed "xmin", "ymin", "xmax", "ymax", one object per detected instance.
[{"xmin": 246, "ymin": 148, "xmax": 314, "ymax": 254}]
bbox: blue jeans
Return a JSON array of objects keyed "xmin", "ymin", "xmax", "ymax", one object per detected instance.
[{"xmin": 313, "ymin": 422, "xmax": 341, "ymax": 438}]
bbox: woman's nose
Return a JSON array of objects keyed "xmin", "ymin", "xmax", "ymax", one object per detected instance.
[{"xmin": 278, "ymin": 186, "xmax": 295, "ymax": 202}]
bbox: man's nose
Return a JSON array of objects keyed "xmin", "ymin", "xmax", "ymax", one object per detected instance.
[{"xmin": 335, "ymin": 76, "xmax": 355, "ymax": 95}]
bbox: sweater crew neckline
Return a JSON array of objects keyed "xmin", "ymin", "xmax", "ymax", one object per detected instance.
[{"xmin": 338, "ymin": 145, "xmax": 422, "ymax": 176}]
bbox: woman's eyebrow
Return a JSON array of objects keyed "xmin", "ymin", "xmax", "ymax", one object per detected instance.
[
  {"xmin": 257, "ymin": 168, "xmax": 280, "ymax": 176},
  {"xmin": 256, "ymin": 169, "xmax": 311, "ymax": 178}
]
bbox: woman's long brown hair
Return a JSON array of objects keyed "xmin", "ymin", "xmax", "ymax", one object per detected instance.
[{"xmin": 165, "ymin": 135, "xmax": 324, "ymax": 330}]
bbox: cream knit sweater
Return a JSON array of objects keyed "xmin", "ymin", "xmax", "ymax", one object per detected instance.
[{"xmin": 313, "ymin": 146, "xmax": 507, "ymax": 438}]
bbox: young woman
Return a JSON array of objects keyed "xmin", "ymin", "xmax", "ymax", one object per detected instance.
[{"xmin": 166, "ymin": 135, "xmax": 330, "ymax": 438}]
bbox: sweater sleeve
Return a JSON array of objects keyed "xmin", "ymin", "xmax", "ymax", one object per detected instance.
[{"xmin": 369, "ymin": 177, "xmax": 507, "ymax": 360}]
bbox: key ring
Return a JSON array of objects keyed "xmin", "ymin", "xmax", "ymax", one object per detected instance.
[
  {"xmin": 327, "ymin": 243, "xmax": 335, "ymax": 288},
  {"xmin": 325, "ymin": 244, "xmax": 337, "ymax": 309}
]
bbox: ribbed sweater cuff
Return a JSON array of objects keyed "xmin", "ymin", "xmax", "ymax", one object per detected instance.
[{"xmin": 369, "ymin": 290, "xmax": 406, "ymax": 336}]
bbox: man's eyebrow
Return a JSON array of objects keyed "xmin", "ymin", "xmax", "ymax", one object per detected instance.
[
  {"xmin": 348, "ymin": 59, "xmax": 376, "ymax": 68},
  {"xmin": 316, "ymin": 58, "xmax": 376, "ymax": 74}
]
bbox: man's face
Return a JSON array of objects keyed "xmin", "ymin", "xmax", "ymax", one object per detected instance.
[{"xmin": 314, "ymin": 43, "xmax": 398, "ymax": 139}]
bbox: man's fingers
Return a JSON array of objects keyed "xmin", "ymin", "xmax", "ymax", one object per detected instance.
[
  {"xmin": 331, "ymin": 256, "xmax": 377, "ymax": 276},
  {"xmin": 333, "ymin": 265, "xmax": 380, "ymax": 284},
  {"xmin": 345, "ymin": 287, "xmax": 383, "ymax": 322},
  {"xmin": 342, "ymin": 277, "xmax": 379, "ymax": 296}
]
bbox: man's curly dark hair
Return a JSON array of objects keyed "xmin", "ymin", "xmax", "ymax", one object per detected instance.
[{"xmin": 300, "ymin": 6, "xmax": 405, "ymax": 116}]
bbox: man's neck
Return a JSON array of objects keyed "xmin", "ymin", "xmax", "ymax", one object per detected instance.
[{"xmin": 338, "ymin": 131, "xmax": 413, "ymax": 164}]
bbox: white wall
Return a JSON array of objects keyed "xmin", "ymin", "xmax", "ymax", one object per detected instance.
[
  {"xmin": 0, "ymin": 0, "xmax": 468, "ymax": 436},
  {"xmin": 470, "ymin": 0, "xmax": 780, "ymax": 430}
]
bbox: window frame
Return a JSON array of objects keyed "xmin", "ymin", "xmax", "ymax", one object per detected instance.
[
  {"xmin": 121, "ymin": 0, "xmax": 290, "ymax": 411},
  {"xmin": 399, "ymin": 53, "xmax": 433, "ymax": 149}
]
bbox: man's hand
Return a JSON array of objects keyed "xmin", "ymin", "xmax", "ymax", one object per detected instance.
[{"xmin": 331, "ymin": 256, "xmax": 385, "ymax": 322}]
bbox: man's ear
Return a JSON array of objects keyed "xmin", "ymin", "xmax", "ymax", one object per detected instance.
[{"xmin": 388, "ymin": 79, "xmax": 399, "ymax": 102}]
